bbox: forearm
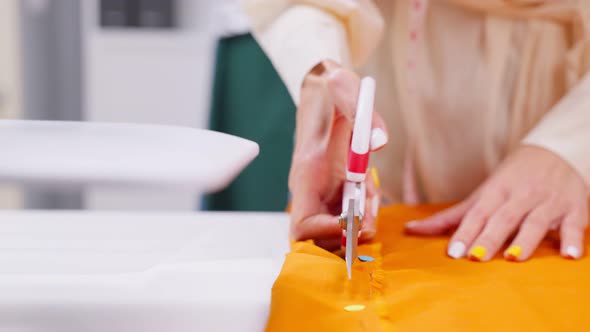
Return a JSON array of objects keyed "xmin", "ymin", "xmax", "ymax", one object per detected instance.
[
  {"xmin": 522, "ymin": 73, "xmax": 590, "ymax": 188},
  {"xmin": 242, "ymin": 0, "xmax": 383, "ymax": 104}
]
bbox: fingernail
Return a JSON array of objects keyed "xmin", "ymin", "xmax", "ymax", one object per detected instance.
[
  {"xmin": 565, "ymin": 245, "xmax": 581, "ymax": 260},
  {"xmin": 370, "ymin": 167, "xmax": 381, "ymax": 188},
  {"xmin": 447, "ymin": 241, "xmax": 466, "ymax": 259},
  {"xmin": 370, "ymin": 128, "xmax": 388, "ymax": 150},
  {"xmin": 504, "ymin": 245, "xmax": 522, "ymax": 261},
  {"xmin": 468, "ymin": 245, "xmax": 487, "ymax": 261},
  {"xmin": 405, "ymin": 220, "xmax": 420, "ymax": 228}
]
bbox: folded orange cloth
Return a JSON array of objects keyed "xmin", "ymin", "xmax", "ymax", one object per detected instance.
[{"xmin": 266, "ymin": 204, "xmax": 590, "ymax": 332}]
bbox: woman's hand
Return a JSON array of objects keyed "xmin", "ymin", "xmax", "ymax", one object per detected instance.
[
  {"xmin": 406, "ymin": 145, "xmax": 589, "ymax": 261},
  {"xmin": 289, "ymin": 60, "xmax": 388, "ymax": 250}
]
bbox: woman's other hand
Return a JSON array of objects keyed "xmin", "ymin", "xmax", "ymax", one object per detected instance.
[{"xmin": 406, "ymin": 145, "xmax": 589, "ymax": 261}]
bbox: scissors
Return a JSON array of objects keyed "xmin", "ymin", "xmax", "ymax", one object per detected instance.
[{"xmin": 338, "ymin": 77, "xmax": 376, "ymax": 280}]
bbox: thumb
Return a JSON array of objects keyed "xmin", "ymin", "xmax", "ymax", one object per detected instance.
[
  {"xmin": 326, "ymin": 69, "xmax": 389, "ymax": 151},
  {"xmin": 326, "ymin": 67, "xmax": 361, "ymax": 120}
]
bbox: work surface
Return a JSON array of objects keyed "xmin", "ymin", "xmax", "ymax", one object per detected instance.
[
  {"xmin": 0, "ymin": 211, "xmax": 290, "ymax": 331},
  {"xmin": 267, "ymin": 205, "xmax": 590, "ymax": 332}
]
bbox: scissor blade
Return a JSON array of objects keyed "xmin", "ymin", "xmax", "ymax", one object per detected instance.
[{"xmin": 345, "ymin": 198, "xmax": 359, "ymax": 280}]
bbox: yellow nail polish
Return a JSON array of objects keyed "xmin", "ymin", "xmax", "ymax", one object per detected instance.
[
  {"xmin": 469, "ymin": 246, "xmax": 487, "ymax": 261},
  {"xmin": 504, "ymin": 245, "xmax": 522, "ymax": 261},
  {"xmin": 343, "ymin": 304, "xmax": 366, "ymax": 312},
  {"xmin": 370, "ymin": 167, "xmax": 381, "ymax": 188}
]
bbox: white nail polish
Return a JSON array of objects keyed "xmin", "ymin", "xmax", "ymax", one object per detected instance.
[
  {"xmin": 566, "ymin": 245, "xmax": 581, "ymax": 259},
  {"xmin": 405, "ymin": 220, "xmax": 419, "ymax": 228},
  {"xmin": 448, "ymin": 241, "xmax": 466, "ymax": 259},
  {"xmin": 370, "ymin": 128, "xmax": 388, "ymax": 150}
]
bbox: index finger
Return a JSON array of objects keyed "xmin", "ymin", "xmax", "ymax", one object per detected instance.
[
  {"xmin": 326, "ymin": 67, "xmax": 360, "ymax": 120},
  {"xmin": 291, "ymin": 213, "xmax": 342, "ymax": 242}
]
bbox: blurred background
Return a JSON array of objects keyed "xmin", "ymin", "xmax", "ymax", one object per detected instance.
[{"xmin": 0, "ymin": 0, "xmax": 295, "ymax": 212}]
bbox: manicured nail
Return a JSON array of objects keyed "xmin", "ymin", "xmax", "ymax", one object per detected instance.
[
  {"xmin": 468, "ymin": 245, "xmax": 487, "ymax": 261},
  {"xmin": 565, "ymin": 245, "xmax": 581, "ymax": 260},
  {"xmin": 504, "ymin": 245, "xmax": 522, "ymax": 261},
  {"xmin": 447, "ymin": 241, "xmax": 466, "ymax": 259},
  {"xmin": 405, "ymin": 220, "xmax": 420, "ymax": 228},
  {"xmin": 370, "ymin": 128, "xmax": 388, "ymax": 150},
  {"xmin": 370, "ymin": 167, "xmax": 381, "ymax": 188}
]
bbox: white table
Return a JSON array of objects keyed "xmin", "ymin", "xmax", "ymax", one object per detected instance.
[{"xmin": 0, "ymin": 211, "xmax": 290, "ymax": 332}]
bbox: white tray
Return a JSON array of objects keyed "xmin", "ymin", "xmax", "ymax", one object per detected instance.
[
  {"xmin": 0, "ymin": 211, "xmax": 290, "ymax": 331},
  {"xmin": 0, "ymin": 120, "xmax": 259, "ymax": 192}
]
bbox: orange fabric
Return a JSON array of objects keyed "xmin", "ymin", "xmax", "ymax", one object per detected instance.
[{"xmin": 266, "ymin": 204, "xmax": 590, "ymax": 332}]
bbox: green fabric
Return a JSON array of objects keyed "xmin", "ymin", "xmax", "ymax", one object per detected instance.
[{"xmin": 204, "ymin": 34, "xmax": 295, "ymax": 211}]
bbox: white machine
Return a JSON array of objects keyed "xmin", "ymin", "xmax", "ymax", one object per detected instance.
[{"xmin": 0, "ymin": 120, "xmax": 290, "ymax": 331}]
